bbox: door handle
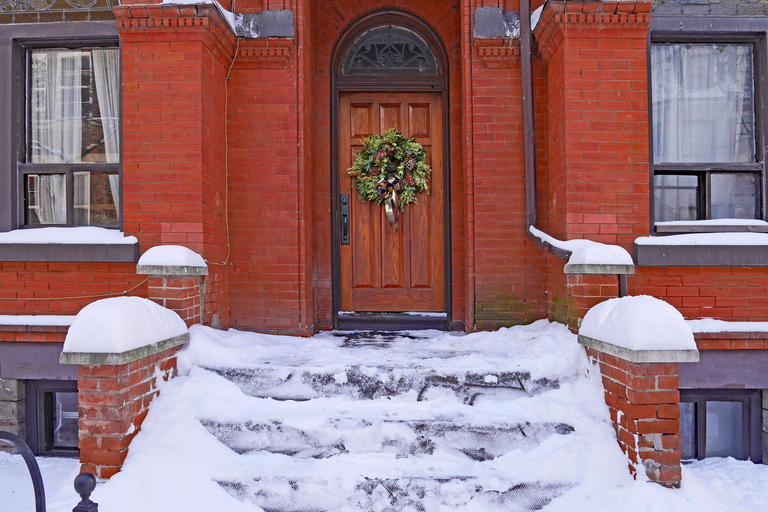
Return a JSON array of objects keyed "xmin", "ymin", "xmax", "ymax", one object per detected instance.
[{"xmin": 341, "ymin": 194, "xmax": 350, "ymax": 245}]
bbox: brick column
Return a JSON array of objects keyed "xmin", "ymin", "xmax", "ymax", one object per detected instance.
[
  {"xmin": 579, "ymin": 336, "xmax": 698, "ymax": 487},
  {"xmin": 61, "ymin": 334, "xmax": 188, "ymax": 479},
  {"xmin": 138, "ymin": 263, "xmax": 208, "ymax": 327}
]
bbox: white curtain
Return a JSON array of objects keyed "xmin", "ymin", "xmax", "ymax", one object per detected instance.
[
  {"xmin": 31, "ymin": 175, "xmax": 67, "ymax": 224},
  {"xmin": 31, "ymin": 50, "xmax": 83, "ymax": 164},
  {"xmin": 652, "ymin": 43, "xmax": 754, "ymax": 164},
  {"xmin": 92, "ymin": 49, "xmax": 120, "ymax": 164}
]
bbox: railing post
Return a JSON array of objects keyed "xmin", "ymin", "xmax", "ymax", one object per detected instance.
[
  {"xmin": 0, "ymin": 431, "xmax": 46, "ymax": 512},
  {"xmin": 73, "ymin": 473, "xmax": 98, "ymax": 512}
]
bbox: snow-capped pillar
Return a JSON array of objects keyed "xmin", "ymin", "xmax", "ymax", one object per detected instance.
[
  {"xmin": 60, "ymin": 298, "xmax": 190, "ymax": 479},
  {"xmin": 137, "ymin": 246, "xmax": 209, "ymax": 327},
  {"xmin": 578, "ymin": 297, "xmax": 699, "ymax": 488}
]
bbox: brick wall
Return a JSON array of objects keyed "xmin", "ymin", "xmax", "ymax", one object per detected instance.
[{"xmin": 586, "ymin": 348, "xmax": 682, "ymax": 488}]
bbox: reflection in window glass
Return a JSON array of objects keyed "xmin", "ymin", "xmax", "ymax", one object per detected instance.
[
  {"xmin": 29, "ymin": 48, "xmax": 120, "ymax": 165},
  {"xmin": 26, "ymin": 174, "xmax": 66, "ymax": 225},
  {"xmin": 680, "ymin": 402, "xmax": 697, "ymax": 460},
  {"xmin": 706, "ymin": 401, "xmax": 743, "ymax": 459},
  {"xmin": 52, "ymin": 392, "xmax": 78, "ymax": 449},
  {"xmin": 710, "ymin": 173, "xmax": 757, "ymax": 219},
  {"xmin": 73, "ymin": 171, "xmax": 119, "ymax": 226},
  {"xmin": 652, "ymin": 43, "xmax": 755, "ymax": 164},
  {"xmin": 654, "ymin": 174, "xmax": 698, "ymax": 222}
]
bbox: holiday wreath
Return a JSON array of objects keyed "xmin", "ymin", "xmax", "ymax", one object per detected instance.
[{"xmin": 347, "ymin": 128, "xmax": 431, "ymax": 229}]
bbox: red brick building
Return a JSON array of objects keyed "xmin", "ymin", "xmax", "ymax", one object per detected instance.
[{"xmin": 0, "ymin": 0, "xmax": 766, "ymax": 484}]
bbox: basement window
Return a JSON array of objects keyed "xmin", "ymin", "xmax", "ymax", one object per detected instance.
[
  {"xmin": 25, "ymin": 380, "xmax": 79, "ymax": 456},
  {"xmin": 679, "ymin": 389, "xmax": 762, "ymax": 462}
]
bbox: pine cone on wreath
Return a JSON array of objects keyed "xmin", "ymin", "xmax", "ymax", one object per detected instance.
[{"xmin": 404, "ymin": 153, "xmax": 416, "ymax": 171}]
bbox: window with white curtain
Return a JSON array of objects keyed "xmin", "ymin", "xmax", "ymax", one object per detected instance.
[
  {"xmin": 651, "ymin": 42, "xmax": 761, "ymax": 224},
  {"xmin": 22, "ymin": 46, "xmax": 120, "ymax": 227}
]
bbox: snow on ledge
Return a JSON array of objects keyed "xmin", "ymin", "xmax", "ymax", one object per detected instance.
[
  {"xmin": 0, "ymin": 227, "xmax": 138, "ymax": 245},
  {"xmin": 62, "ymin": 297, "xmax": 188, "ymax": 354},
  {"xmin": 686, "ymin": 319, "xmax": 768, "ymax": 334},
  {"xmin": 138, "ymin": 245, "xmax": 207, "ymax": 268},
  {"xmin": 656, "ymin": 219, "xmax": 768, "ymax": 227},
  {"xmin": 0, "ymin": 315, "xmax": 75, "ymax": 327},
  {"xmin": 635, "ymin": 232, "xmax": 768, "ymax": 246},
  {"xmin": 529, "ymin": 226, "xmax": 634, "ymax": 267},
  {"xmin": 580, "ymin": 296, "xmax": 696, "ymax": 352}
]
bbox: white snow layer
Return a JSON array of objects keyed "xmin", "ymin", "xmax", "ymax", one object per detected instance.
[
  {"xmin": 531, "ymin": 5, "xmax": 543, "ymax": 30},
  {"xmin": 162, "ymin": 0, "xmax": 241, "ymax": 34},
  {"xmin": 62, "ymin": 297, "xmax": 188, "ymax": 354},
  {"xmin": 635, "ymin": 232, "xmax": 768, "ymax": 245},
  {"xmin": 19, "ymin": 321, "xmax": 760, "ymax": 512},
  {"xmin": 580, "ymin": 296, "xmax": 696, "ymax": 351},
  {"xmin": 0, "ymin": 315, "xmax": 75, "ymax": 326},
  {"xmin": 656, "ymin": 219, "xmax": 768, "ymax": 227},
  {"xmin": 138, "ymin": 245, "xmax": 207, "ymax": 268},
  {"xmin": 0, "ymin": 227, "xmax": 137, "ymax": 244},
  {"xmin": 687, "ymin": 318, "xmax": 768, "ymax": 333},
  {"xmin": 529, "ymin": 226, "xmax": 634, "ymax": 266}
]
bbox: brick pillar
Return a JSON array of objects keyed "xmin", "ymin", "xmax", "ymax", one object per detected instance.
[
  {"xmin": 579, "ymin": 334, "xmax": 698, "ymax": 488},
  {"xmin": 62, "ymin": 335, "xmax": 188, "ymax": 479},
  {"xmin": 0, "ymin": 378, "xmax": 25, "ymax": 451},
  {"xmin": 138, "ymin": 263, "xmax": 208, "ymax": 327}
]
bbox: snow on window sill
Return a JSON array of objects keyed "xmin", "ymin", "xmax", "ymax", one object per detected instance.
[
  {"xmin": 634, "ymin": 232, "xmax": 768, "ymax": 267},
  {"xmin": 0, "ymin": 227, "xmax": 139, "ymax": 262},
  {"xmin": 655, "ymin": 219, "xmax": 768, "ymax": 234}
]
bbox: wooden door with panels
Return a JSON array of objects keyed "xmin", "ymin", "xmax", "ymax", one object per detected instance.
[{"xmin": 339, "ymin": 91, "xmax": 445, "ymax": 312}]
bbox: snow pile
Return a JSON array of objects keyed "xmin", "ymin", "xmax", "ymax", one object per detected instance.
[
  {"xmin": 580, "ymin": 296, "xmax": 695, "ymax": 351},
  {"xmin": 687, "ymin": 319, "xmax": 768, "ymax": 333},
  {"xmin": 529, "ymin": 226, "xmax": 634, "ymax": 266},
  {"xmin": 0, "ymin": 227, "xmax": 137, "ymax": 244},
  {"xmin": 636, "ymin": 232, "xmax": 768, "ymax": 246},
  {"xmin": 138, "ymin": 245, "xmax": 207, "ymax": 268},
  {"xmin": 62, "ymin": 297, "xmax": 188, "ymax": 354},
  {"xmin": 0, "ymin": 315, "xmax": 75, "ymax": 326}
]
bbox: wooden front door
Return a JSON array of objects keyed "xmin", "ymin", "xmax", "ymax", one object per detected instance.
[{"xmin": 339, "ymin": 91, "xmax": 445, "ymax": 312}]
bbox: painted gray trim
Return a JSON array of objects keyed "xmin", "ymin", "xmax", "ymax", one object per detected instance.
[
  {"xmin": 473, "ymin": 7, "xmax": 520, "ymax": 39},
  {"xmin": 136, "ymin": 264, "xmax": 208, "ymax": 276},
  {"xmin": 578, "ymin": 334, "xmax": 700, "ymax": 363},
  {"xmin": 0, "ymin": 21, "xmax": 119, "ymax": 234},
  {"xmin": 680, "ymin": 350, "xmax": 768, "ymax": 389},
  {"xmin": 564, "ymin": 263, "xmax": 636, "ymax": 275},
  {"xmin": 0, "ymin": 342, "xmax": 77, "ymax": 380},
  {"xmin": 236, "ymin": 9, "xmax": 294, "ymax": 38},
  {"xmin": 634, "ymin": 243, "xmax": 768, "ymax": 267},
  {"xmin": 656, "ymin": 224, "xmax": 768, "ymax": 234},
  {"xmin": 0, "ymin": 242, "xmax": 139, "ymax": 262},
  {"xmin": 59, "ymin": 332, "xmax": 189, "ymax": 366},
  {"xmin": 652, "ymin": 2, "xmax": 768, "ymax": 17}
]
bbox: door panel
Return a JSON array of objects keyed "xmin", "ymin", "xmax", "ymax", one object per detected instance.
[{"xmin": 339, "ymin": 92, "xmax": 445, "ymax": 312}]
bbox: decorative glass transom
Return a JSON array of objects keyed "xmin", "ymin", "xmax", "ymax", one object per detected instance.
[{"xmin": 342, "ymin": 26, "xmax": 438, "ymax": 77}]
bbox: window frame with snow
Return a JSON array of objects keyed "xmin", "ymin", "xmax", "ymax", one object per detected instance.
[
  {"xmin": 17, "ymin": 40, "xmax": 122, "ymax": 229},
  {"xmin": 648, "ymin": 34, "xmax": 767, "ymax": 233}
]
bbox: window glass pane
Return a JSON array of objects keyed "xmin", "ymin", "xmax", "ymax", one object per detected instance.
[
  {"xmin": 652, "ymin": 43, "xmax": 755, "ymax": 164},
  {"xmin": 680, "ymin": 401, "xmax": 697, "ymax": 460},
  {"xmin": 710, "ymin": 173, "xmax": 758, "ymax": 220},
  {"xmin": 52, "ymin": 392, "xmax": 78, "ymax": 450},
  {"xmin": 25, "ymin": 174, "xmax": 66, "ymax": 225},
  {"xmin": 73, "ymin": 171, "xmax": 119, "ymax": 227},
  {"xmin": 654, "ymin": 174, "xmax": 698, "ymax": 221},
  {"xmin": 29, "ymin": 48, "xmax": 120, "ymax": 164},
  {"xmin": 705, "ymin": 401, "xmax": 743, "ymax": 459}
]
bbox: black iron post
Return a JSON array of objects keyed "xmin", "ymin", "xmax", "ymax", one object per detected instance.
[
  {"xmin": 0, "ymin": 431, "xmax": 46, "ymax": 512},
  {"xmin": 73, "ymin": 473, "xmax": 99, "ymax": 512}
]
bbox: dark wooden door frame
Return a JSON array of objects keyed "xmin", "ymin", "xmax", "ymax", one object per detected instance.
[{"xmin": 330, "ymin": 10, "xmax": 452, "ymax": 329}]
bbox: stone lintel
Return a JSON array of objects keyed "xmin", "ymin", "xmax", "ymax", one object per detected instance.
[
  {"xmin": 59, "ymin": 333, "xmax": 189, "ymax": 366},
  {"xmin": 136, "ymin": 264, "xmax": 208, "ymax": 277},
  {"xmin": 578, "ymin": 334, "xmax": 700, "ymax": 363},
  {"xmin": 564, "ymin": 263, "xmax": 635, "ymax": 275}
]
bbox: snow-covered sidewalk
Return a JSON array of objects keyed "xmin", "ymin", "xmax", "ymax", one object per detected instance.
[{"xmin": 2, "ymin": 321, "xmax": 767, "ymax": 511}]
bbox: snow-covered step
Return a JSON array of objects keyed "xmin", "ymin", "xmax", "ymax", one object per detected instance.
[
  {"xmin": 205, "ymin": 366, "xmax": 559, "ymax": 403},
  {"xmin": 217, "ymin": 474, "xmax": 569, "ymax": 512},
  {"xmin": 202, "ymin": 418, "xmax": 574, "ymax": 459}
]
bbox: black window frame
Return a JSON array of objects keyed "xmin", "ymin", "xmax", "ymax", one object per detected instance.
[
  {"xmin": 680, "ymin": 389, "xmax": 763, "ymax": 463},
  {"xmin": 25, "ymin": 379, "xmax": 79, "ymax": 457},
  {"xmin": 15, "ymin": 38, "xmax": 122, "ymax": 230},
  {"xmin": 648, "ymin": 31, "xmax": 768, "ymax": 233}
]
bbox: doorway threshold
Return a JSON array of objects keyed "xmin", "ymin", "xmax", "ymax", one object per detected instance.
[{"xmin": 337, "ymin": 311, "xmax": 448, "ymax": 331}]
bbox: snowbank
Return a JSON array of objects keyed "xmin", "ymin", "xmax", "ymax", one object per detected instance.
[
  {"xmin": 580, "ymin": 296, "xmax": 695, "ymax": 351},
  {"xmin": 0, "ymin": 227, "xmax": 137, "ymax": 244},
  {"xmin": 63, "ymin": 297, "xmax": 188, "ymax": 354},
  {"xmin": 529, "ymin": 226, "xmax": 634, "ymax": 266},
  {"xmin": 138, "ymin": 245, "xmax": 206, "ymax": 268}
]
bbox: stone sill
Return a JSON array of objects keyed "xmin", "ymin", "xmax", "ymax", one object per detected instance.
[
  {"xmin": 564, "ymin": 263, "xmax": 635, "ymax": 275},
  {"xmin": 634, "ymin": 244, "xmax": 768, "ymax": 267},
  {"xmin": 0, "ymin": 242, "xmax": 139, "ymax": 263},
  {"xmin": 136, "ymin": 264, "xmax": 208, "ymax": 277},
  {"xmin": 60, "ymin": 333, "xmax": 189, "ymax": 366},
  {"xmin": 578, "ymin": 334, "xmax": 700, "ymax": 363}
]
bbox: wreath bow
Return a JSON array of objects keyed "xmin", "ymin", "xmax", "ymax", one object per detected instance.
[{"xmin": 376, "ymin": 175, "xmax": 404, "ymax": 230}]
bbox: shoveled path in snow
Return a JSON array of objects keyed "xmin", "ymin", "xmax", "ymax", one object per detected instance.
[{"xmin": 22, "ymin": 320, "xmax": 764, "ymax": 512}]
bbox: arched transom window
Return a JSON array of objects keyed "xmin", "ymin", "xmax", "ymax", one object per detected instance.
[{"xmin": 341, "ymin": 25, "xmax": 439, "ymax": 77}]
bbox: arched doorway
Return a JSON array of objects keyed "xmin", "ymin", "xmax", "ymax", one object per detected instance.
[{"xmin": 331, "ymin": 11, "xmax": 451, "ymax": 329}]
